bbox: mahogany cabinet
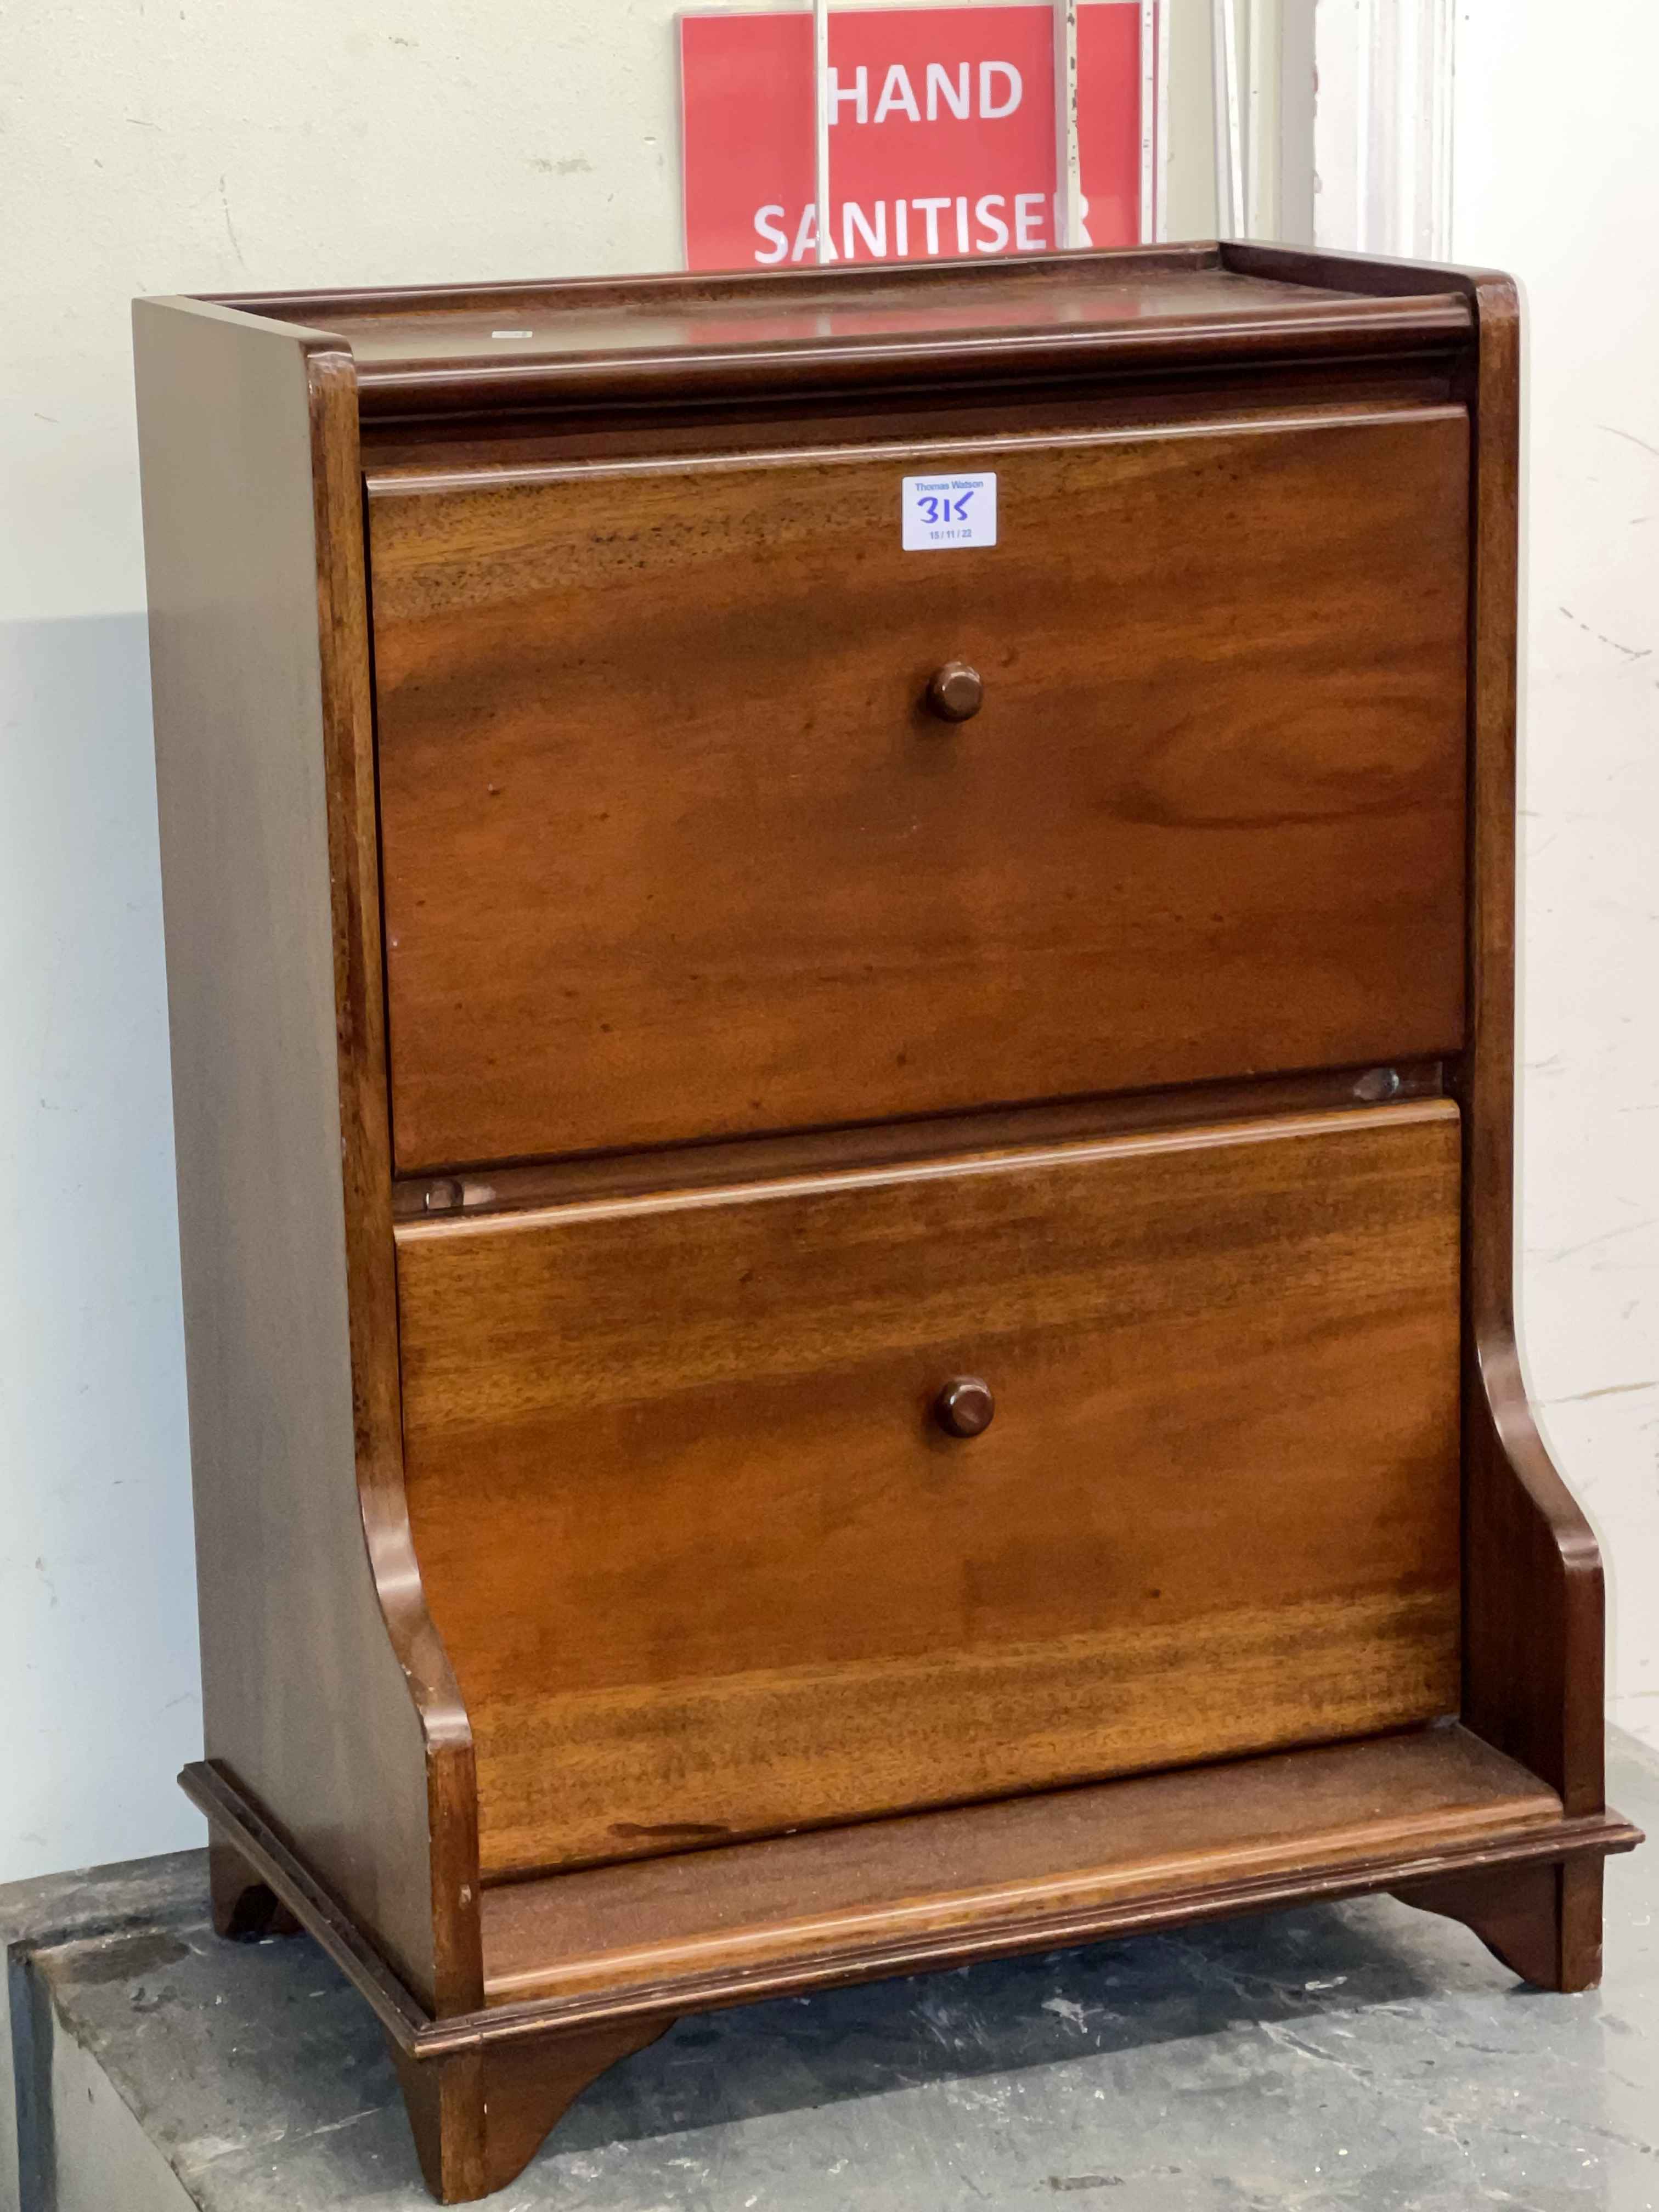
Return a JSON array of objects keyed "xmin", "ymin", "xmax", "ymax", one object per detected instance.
[{"xmin": 134, "ymin": 244, "xmax": 1640, "ymax": 2203}]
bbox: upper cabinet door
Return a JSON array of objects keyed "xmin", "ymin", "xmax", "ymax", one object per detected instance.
[{"xmin": 368, "ymin": 404, "xmax": 1469, "ymax": 1175}]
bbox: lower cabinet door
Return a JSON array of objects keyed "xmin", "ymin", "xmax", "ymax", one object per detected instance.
[{"xmin": 396, "ymin": 1102, "xmax": 1464, "ymax": 1883}]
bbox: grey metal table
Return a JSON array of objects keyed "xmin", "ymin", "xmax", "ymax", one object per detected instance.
[{"xmin": 5, "ymin": 1731, "xmax": 1655, "ymax": 2212}]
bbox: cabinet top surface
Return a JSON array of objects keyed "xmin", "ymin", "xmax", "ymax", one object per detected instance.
[
  {"xmin": 179, "ymin": 245, "xmax": 1479, "ymax": 414},
  {"xmin": 235, "ymin": 258, "xmax": 1366, "ymax": 362}
]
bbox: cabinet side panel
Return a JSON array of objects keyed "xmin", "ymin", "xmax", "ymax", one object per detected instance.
[
  {"xmin": 1455, "ymin": 279, "xmax": 1606, "ymax": 1816},
  {"xmin": 133, "ymin": 298, "xmax": 467, "ymax": 2008}
]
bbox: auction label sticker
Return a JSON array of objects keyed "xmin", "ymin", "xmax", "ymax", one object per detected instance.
[{"xmin": 902, "ymin": 472, "xmax": 998, "ymax": 550}]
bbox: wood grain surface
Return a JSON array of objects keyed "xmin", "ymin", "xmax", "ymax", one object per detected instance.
[
  {"xmin": 140, "ymin": 246, "xmax": 1632, "ymax": 2202},
  {"xmin": 371, "ymin": 407, "xmax": 1470, "ymax": 1173},
  {"xmin": 390, "ymin": 1060, "xmax": 1447, "ymax": 1223},
  {"xmin": 1457, "ymin": 272, "xmax": 1609, "ymax": 1814},
  {"xmin": 359, "ymin": 363, "xmax": 1460, "ymax": 481},
  {"xmin": 478, "ymin": 1724, "xmax": 1557, "ymax": 2007},
  {"xmin": 217, "ymin": 243, "xmax": 1472, "ymax": 416},
  {"xmin": 134, "ymin": 297, "xmax": 479, "ymax": 2012},
  {"xmin": 1395, "ymin": 1856, "xmax": 1608, "ymax": 1993},
  {"xmin": 397, "ymin": 1102, "xmax": 1465, "ymax": 1882},
  {"xmin": 1218, "ymin": 246, "xmax": 1609, "ymax": 1829}
]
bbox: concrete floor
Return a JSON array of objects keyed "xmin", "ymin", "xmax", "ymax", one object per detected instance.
[{"xmin": 4, "ymin": 1733, "xmax": 1656, "ymax": 2212}]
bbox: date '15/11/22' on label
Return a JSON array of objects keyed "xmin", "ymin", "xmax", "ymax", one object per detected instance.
[{"xmin": 902, "ymin": 472, "xmax": 998, "ymax": 550}]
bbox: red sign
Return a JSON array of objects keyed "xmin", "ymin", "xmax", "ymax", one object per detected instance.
[{"xmin": 680, "ymin": 4, "xmax": 1146, "ymax": 273}]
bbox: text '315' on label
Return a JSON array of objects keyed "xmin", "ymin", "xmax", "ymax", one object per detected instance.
[{"xmin": 902, "ymin": 473, "xmax": 997, "ymax": 551}]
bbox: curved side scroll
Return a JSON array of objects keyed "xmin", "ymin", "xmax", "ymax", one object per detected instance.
[{"xmin": 1464, "ymin": 1337, "xmax": 1605, "ymax": 1815}]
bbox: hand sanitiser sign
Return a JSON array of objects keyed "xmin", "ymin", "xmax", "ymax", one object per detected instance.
[{"xmin": 679, "ymin": 4, "xmax": 1147, "ymax": 272}]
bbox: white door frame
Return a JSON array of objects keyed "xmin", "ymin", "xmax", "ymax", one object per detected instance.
[{"xmin": 1313, "ymin": 0, "xmax": 1456, "ymax": 257}]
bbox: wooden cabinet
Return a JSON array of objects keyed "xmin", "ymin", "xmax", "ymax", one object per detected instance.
[{"xmin": 135, "ymin": 245, "xmax": 1640, "ymax": 2205}]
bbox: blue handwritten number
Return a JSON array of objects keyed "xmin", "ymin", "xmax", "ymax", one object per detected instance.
[{"xmin": 917, "ymin": 489, "xmax": 975, "ymax": 530}]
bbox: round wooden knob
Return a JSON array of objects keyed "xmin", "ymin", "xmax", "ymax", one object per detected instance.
[
  {"xmin": 926, "ymin": 662, "xmax": 984, "ymax": 723},
  {"xmin": 934, "ymin": 1376, "xmax": 995, "ymax": 1438}
]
